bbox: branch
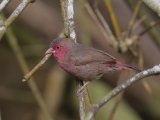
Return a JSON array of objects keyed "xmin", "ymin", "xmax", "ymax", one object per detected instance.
[
  {"xmin": 104, "ymin": 0, "xmax": 121, "ymax": 37},
  {"xmin": 127, "ymin": 1, "xmax": 143, "ymax": 37},
  {"xmin": 87, "ymin": 64, "xmax": 160, "ymax": 120},
  {"xmin": 85, "ymin": 2, "xmax": 118, "ymax": 48},
  {"xmin": 22, "ymin": 54, "xmax": 51, "ymax": 82},
  {"xmin": 0, "ymin": 0, "xmax": 34, "ymax": 40},
  {"xmin": 142, "ymin": 0, "xmax": 160, "ymax": 16},
  {"xmin": 0, "ymin": 0, "xmax": 10, "ymax": 12},
  {"xmin": 139, "ymin": 20, "xmax": 160, "ymax": 36},
  {"xmin": 6, "ymin": 28, "xmax": 53, "ymax": 120},
  {"xmin": 60, "ymin": 0, "xmax": 76, "ymax": 42},
  {"xmin": 60, "ymin": 1, "xmax": 91, "ymax": 120},
  {"xmin": 94, "ymin": 8, "xmax": 118, "ymax": 48}
]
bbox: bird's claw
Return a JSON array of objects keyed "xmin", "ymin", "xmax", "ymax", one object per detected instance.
[
  {"xmin": 76, "ymin": 87, "xmax": 85, "ymax": 96},
  {"xmin": 76, "ymin": 81, "xmax": 90, "ymax": 96}
]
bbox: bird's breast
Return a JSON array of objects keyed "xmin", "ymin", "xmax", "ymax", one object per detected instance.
[{"xmin": 57, "ymin": 58, "xmax": 107, "ymax": 81}]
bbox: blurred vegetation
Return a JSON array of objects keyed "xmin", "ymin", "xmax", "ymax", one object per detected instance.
[{"xmin": 0, "ymin": 0, "xmax": 160, "ymax": 120}]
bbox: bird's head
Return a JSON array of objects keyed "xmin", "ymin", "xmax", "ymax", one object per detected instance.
[{"xmin": 45, "ymin": 38, "xmax": 73, "ymax": 60}]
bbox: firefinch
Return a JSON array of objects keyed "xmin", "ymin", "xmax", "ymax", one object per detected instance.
[{"xmin": 46, "ymin": 38, "xmax": 140, "ymax": 82}]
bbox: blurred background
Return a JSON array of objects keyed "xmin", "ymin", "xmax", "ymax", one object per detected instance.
[{"xmin": 0, "ymin": 0, "xmax": 160, "ymax": 120}]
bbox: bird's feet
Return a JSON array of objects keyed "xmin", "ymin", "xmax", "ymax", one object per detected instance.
[{"xmin": 76, "ymin": 81, "xmax": 90, "ymax": 96}]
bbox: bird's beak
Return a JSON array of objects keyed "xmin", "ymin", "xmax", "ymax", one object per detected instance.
[{"xmin": 45, "ymin": 48, "xmax": 55, "ymax": 55}]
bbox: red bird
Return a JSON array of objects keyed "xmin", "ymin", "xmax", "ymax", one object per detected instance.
[{"xmin": 46, "ymin": 38, "xmax": 140, "ymax": 81}]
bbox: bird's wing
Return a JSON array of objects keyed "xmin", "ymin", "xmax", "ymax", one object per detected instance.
[{"xmin": 70, "ymin": 44, "xmax": 116, "ymax": 66}]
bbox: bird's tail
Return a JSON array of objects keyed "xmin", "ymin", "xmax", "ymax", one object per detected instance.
[
  {"xmin": 116, "ymin": 61, "xmax": 141, "ymax": 73},
  {"xmin": 122, "ymin": 63, "xmax": 141, "ymax": 72}
]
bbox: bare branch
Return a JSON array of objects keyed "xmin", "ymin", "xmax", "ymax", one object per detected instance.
[
  {"xmin": 0, "ymin": 0, "xmax": 34, "ymax": 40},
  {"xmin": 94, "ymin": 8, "xmax": 118, "ymax": 48},
  {"xmin": 22, "ymin": 54, "xmax": 52, "ymax": 82},
  {"xmin": 87, "ymin": 64, "xmax": 160, "ymax": 120},
  {"xmin": 85, "ymin": 2, "xmax": 118, "ymax": 48},
  {"xmin": 139, "ymin": 20, "xmax": 160, "ymax": 36},
  {"xmin": 60, "ymin": 0, "xmax": 76, "ymax": 42},
  {"xmin": 127, "ymin": 1, "xmax": 143, "ymax": 37},
  {"xmin": 5, "ymin": 0, "xmax": 33, "ymax": 26},
  {"xmin": 142, "ymin": 0, "xmax": 160, "ymax": 16},
  {"xmin": 0, "ymin": 0, "xmax": 10, "ymax": 12},
  {"xmin": 132, "ymin": 16, "xmax": 146, "ymax": 31}
]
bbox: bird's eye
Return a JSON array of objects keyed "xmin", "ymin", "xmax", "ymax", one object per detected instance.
[{"xmin": 56, "ymin": 46, "xmax": 60, "ymax": 49}]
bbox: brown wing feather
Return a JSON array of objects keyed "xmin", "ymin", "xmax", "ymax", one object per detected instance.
[{"xmin": 70, "ymin": 44, "xmax": 116, "ymax": 66}]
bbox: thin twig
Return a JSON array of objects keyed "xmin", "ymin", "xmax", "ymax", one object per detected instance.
[
  {"xmin": 104, "ymin": 0, "xmax": 121, "ymax": 37},
  {"xmin": 0, "ymin": 0, "xmax": 34, "ymax": 40},
  {"xmin": 85, "ymin": 2, "xmax": 117, "ymax": 48},
  {"xmin": 126, "ymin": 0, "xmax": 160, "ymax": 46},
  {"xmin": 6, "ymin": 28, "xmax": 53, "ymax": 120},
  {"xmin": 138, "ymin": 20, "xmax": 160, "ymax": 36},
  {"xmin": 87, "ymin": 64, "xmax": 160, "ymax": 120},
  {"xmin": 132, "ymin": 16, "xmax": 146, "ymax": 31},
  {"xmin": 127, "ymin": 1, "xmax": 143, "ymax": 37},
  {"xmin": 94, "ymin": 8, "xmax": 118, "ymax": 48},
  {"xmin": 0, "ymin": 0, "xmax": 10, "ymax": 12},
  {"xmin": 22, "ymin": 54, "xmax": 52, "ymax": 82}
]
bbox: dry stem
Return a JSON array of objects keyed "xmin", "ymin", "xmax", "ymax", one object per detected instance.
[
  {"xmin": 87, "ymin": 64, "xmax": 160, "ymax": 120},
  {"xmin": 127, "ymin": 1, "xmax": 143, "ymax": 37},
  {"xmin": 0, "ymin": 0, "xmax": 10, "ymax": 12},
  {"xmin": 22, "ymin": 54, "xmax": 51, "ymax": 82},
  {"xmin": 85, "ymin": 2, "xmax": 117, "ymax": 48},
  {"xmin": 0, "ymin": 0, "xmax": 34, "ymax": 40},
  {"xmin": 104, "ymin": 0, "xmax": 121, "ymax": 37}
]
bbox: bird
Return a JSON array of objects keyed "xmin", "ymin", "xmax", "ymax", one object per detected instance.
[{"xmin": 45, "ymin": 37, "xmax": 140, "ymax": 92}]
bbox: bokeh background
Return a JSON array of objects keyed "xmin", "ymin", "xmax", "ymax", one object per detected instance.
[{"xmin": 0, "ymin": 0, "xmax": 160, "ymax": 120}]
